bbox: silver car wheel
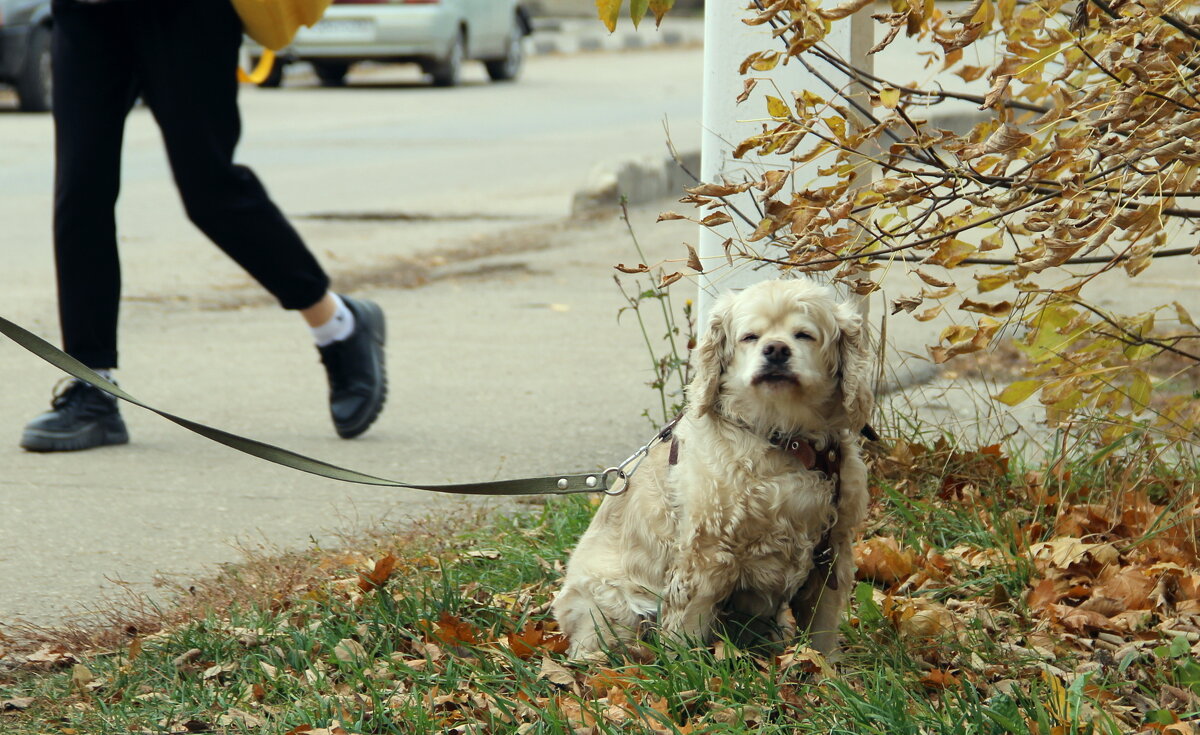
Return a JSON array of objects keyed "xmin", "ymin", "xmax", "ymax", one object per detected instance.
[
  {"xmin": 485, "ymin": 18, "xmax": 524, "ymax": 82},
  {"xmin": 16, "ymin": 25, "xmax": 53, "ymax": 112},
  {"xmin": 430, "ymin": 29, "xmax": 465, "ymax": 87}
]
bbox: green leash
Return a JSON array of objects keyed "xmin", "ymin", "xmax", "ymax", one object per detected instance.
[{"xmin": 0, "ymin": 314, "xmax": 621, "ymax": 497}]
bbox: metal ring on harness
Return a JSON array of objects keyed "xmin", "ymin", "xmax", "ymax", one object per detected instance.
[{"xmin": 601, "ymin": 467, "xmax": 629, "ymax": 496}]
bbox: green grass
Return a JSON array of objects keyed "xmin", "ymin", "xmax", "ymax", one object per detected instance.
[{"xmin": 2, "ymin": 438, "xmax": 1199, "ymax": 734}]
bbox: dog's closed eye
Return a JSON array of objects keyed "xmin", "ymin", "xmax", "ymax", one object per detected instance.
[
  {"xmin": 740, "ymin": 333, "xmax": 759, "ymax": 343},
  {"xmin": 794, "ymin": 331, "xmax": 814, "ymax": 341}
]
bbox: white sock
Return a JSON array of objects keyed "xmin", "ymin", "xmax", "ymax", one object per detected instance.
[{"xmin": 310, "ymin": 294, "xmax": 356, "ymax": 347}]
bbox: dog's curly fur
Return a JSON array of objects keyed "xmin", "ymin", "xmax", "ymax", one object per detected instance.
[{"xmin": 553, "ymin": 279, "xmax": 873, "ymax": 657}]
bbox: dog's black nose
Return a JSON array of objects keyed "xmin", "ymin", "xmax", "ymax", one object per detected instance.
[{"xmin": 763, "ymin": 341, "xmax": 791, "ymax": 363}]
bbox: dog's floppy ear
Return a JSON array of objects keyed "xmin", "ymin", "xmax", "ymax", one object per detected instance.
[
  {"xmin": 688, "ymin": 295, "xmax": 734, "ymax": 417},
  {"xmin": 834, "ymin": 300, "xmax": 874, "ymax": 431}
]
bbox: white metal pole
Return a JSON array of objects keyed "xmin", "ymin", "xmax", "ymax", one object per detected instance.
[{"xmin": 696, "ymin": 4, "xmax": 873, "ymax": 323}]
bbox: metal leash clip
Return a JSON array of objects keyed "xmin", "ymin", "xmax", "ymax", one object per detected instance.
[{"xmin": 598, "ymin": 415, "xmax": 681, "ymax": 496}]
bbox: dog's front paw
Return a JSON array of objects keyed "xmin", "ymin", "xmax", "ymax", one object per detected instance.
[{"xmin": 775, "ymin": 604, "xmax": 798, "ymax": 641}]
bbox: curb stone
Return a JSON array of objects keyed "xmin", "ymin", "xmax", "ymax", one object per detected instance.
[
  {"xmin": 567, "ymin": 108, "xmax": 988, "ymax": 212},
  {"xmin": 528, "ymin": 16, "xmax": 704, "ymax": 57},
  {"xmin": 570, "ymin": 149, "xmax": 701, "ymax": 215}
]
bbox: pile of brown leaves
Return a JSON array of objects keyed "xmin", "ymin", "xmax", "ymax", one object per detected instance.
[{"xmin": 856, "ymin": 439, "xmax": 1200, "ymax": 730}]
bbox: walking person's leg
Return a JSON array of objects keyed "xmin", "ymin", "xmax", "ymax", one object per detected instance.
[
  {"xmin": 21, "ymin": 0, "xmax": 138, "ymax": 452},
  {"xmin": 132, "ymin": 0, "xmax": 387, "ymax": 439}
]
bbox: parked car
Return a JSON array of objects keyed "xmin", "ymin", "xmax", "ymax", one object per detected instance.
[
  {"xmin": 246, "ymin": 0, "xmax": 532, "ymax": 88},
  {"xmin": 0, "ymin": 0, "xmax": 52, "ymax": 111}
]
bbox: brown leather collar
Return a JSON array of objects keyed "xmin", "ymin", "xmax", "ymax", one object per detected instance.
[{"xmin": 769, "ymin": 433, "xmax": 841, "ymax": 479}]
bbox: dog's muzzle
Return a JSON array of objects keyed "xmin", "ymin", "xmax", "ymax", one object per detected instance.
[
  {"xmin": 752, "ymin": 367, "xmax": 798, "ymax": 386},
  {"xmin": 752, "ymin": 341, "xmax": 799, "ymax": 385}
]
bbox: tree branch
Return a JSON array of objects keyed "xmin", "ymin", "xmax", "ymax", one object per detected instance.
[
  {"xmin": 810, "ymin": 47, "xmax": 1051, "ymax": 115},
  {"xmin": 1089, "ymin": 0, "xmax": 1200, "ymax": 44}
]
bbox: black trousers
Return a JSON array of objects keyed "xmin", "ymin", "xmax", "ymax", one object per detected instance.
[{"xmin": 52, "ymin": 0, "xmax": 330, "ymax": 368}]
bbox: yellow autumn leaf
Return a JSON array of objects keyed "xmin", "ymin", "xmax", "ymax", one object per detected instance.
[
  {"xmin": 853, "ymin": 536, "xmax": 915, "ymax": 584},
  {"xmin": 596, "ymin": 0, "xmax": 620, "ymax": 32},
  {"xmin": 995, "ymin": 379, "xmax": 1039, "ymax": 406},
  {"xmin": 1128, "ymin": 370, "xmax": 1152, "ymax": 408},
  {"xmin": 939, "ymin": 324, "xmax": 974, "ymax": 344},
  {"xmin": 630, "ymin": 0, "xmax": 648, "ymax": 27},
  {"xmin": 766, "ymin": 95, "xmax": 791, "ymax": 119},
  {"xmin": 751, "ymin": 50, "xmax": 781, "ymax": 71},
  {"xmin": 648, "ymin": 0, "xmax": 674, "ymax": 26},
  {"xmin": 977, "ymin": 0, "xmax": 996, "ymax": 31},
  {"xmin": 824, "ymin": 115, "xmax": 847, "ymax": 142},
  {"xmin": 959, "ymin": 298, "xmax": 1013, "ymax": 316},
  {"xmin": 798, "ymin": 89, "xmax": 825, "ymax": 109},
  {"xmin": 855, "ymin": 190, "xmax": 884, "ymax": 207},
  {"xmin": 71, "ymin": 664, "xmax": 94, "ymax": 691},
  {"xmin": 914, "ymin": 304, "xmax": 944, "ymax": 321},
  {"xmin": 879, "ymin": 86, "xmax": 901, "ymax": 109},
  {"xmin": 1042, "ymin": 669, "xmax": 1070, "ymax": 724},
  {"xmin": 975, "ymin": 273, "xmax": 1011, "ymax": 293},
  {"xmin": 927, "ymin": 238, "xmax": 976, "ymax": 267},
  {"xmin": 916, "ymin": 270, "xmax": 954, "ymax": 288},
  {"xmin": 1124, "ymin": 342, "xmax": 1158, "ymax": 361},
  {"xmin": 1174, "ymin": 301, "xmax": 1197, "ymax": 329}
]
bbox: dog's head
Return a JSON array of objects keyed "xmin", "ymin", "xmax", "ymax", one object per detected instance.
[{"xmin": 689, "ymin": 279, "xmax": 873, "ymax": 434}]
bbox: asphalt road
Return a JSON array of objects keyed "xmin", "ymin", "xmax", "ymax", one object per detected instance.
[{"xmin": 0, "ymin": 47, "xmax": 703, "ymax": 626}]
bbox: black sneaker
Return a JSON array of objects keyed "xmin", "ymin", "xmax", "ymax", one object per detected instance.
[
  {"xmin": 319, "ymin": 295, "xmax": 387, "ymax": 439},
  {"xmin": 20, "ymin": 379, "xmax": 129, "ymax": 452}
]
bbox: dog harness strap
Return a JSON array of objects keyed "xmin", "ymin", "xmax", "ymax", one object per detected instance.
[
  {"xmin": 790, "ymin": 437, "xmax": 840, "ymax": 591},
  {"xmin": 823, "ymin": 442, "xmax": 843, "ymax": 589},
  {"xmin": 763, "ymin": 432, "xmax": 843, "ymax": 590}
]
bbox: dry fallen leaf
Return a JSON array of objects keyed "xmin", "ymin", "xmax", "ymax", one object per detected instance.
[
  {"xmin": 507, "ymin": 622, "xmax": 570, "ymax": 660},
  {"xmin": 920, "ymin": 669, "xmax": 961, "ymax": 690},
  {"xmin": 854, "ymin": 536, "xmax": 917, "ymax": 585},
  {"xmin": 428, "ymin": 612, "xmax": 480, "ymax": 648},
  {"xmin": 893, "ymin": 598, "xmax": 961, "ymax": 642},
  {"xmin": 358, "ymin": 553, "xmax": 398, "ymax": 592},
  {"xmin": 333, "ymin": 638, "xmax": 368, "ymax": 664},
  {"xmin": 1031, "ymin": 538, "xmax": 1120, "ymax": 571},
  {"xmin": 202, "ymin": 662, "xmax": 237, "ymax": 682},
  {"xmin": 217, "ymin": 709, "xmax": 265, "ymax": 729},
  {"xmin": 538, "ymin": 655, "xmax": 577, "ymax": 688},
  {"xmin": 172, "ymin": 648, "xmax": 203, "ymax": 669},
  {"xmin": 777, "ymin": 646, "xmax": 834, "ymax": 678},
  {"xmin": 70, "ymin": 663, "xmax": 94, "ymax": 691},
  {"xmin": 1, "ymin": 697, "xmax": 34, "ymax": 712},
  {"xmin": 23, "ymin": 644, "xmax": 76, "ymax": 666}
]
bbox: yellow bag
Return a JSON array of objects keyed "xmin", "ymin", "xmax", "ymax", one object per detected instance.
[
  {"xmin": 238, "ymin": 50, "xmax": 280, "ymax": 85},
  {"xmin": 231, "ymin": 0, "xmax": 333, "ymax": 51}
]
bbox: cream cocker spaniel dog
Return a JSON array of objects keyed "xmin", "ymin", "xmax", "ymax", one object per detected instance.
[{"xmin": 553, "ymin": 279, "xmax": 873, "ymax": 657}]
